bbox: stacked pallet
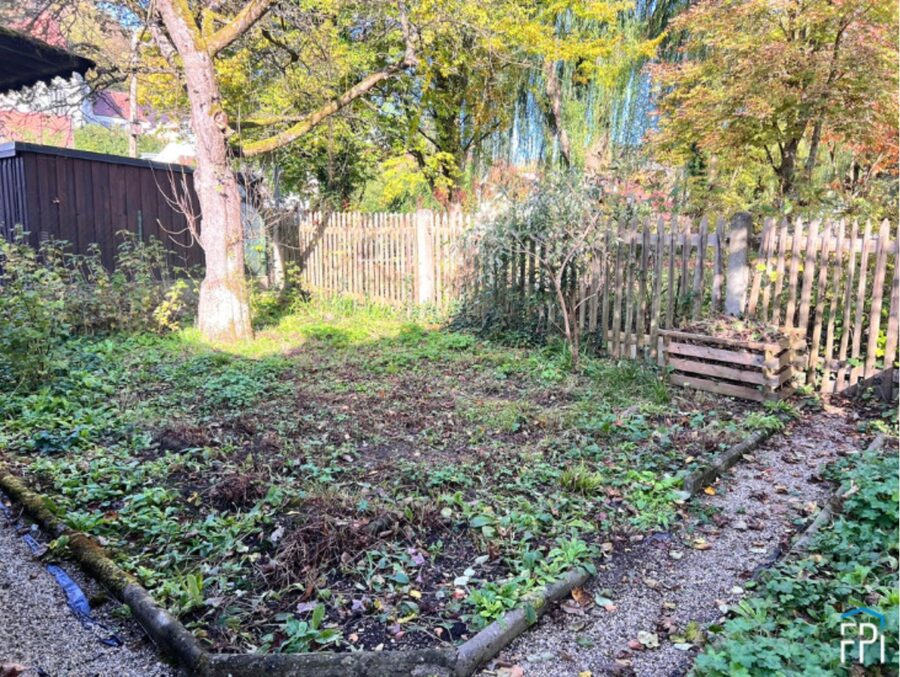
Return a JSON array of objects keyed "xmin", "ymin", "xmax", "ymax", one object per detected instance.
[{"xmin": 659, "ymin": 328, "xmax": 806, "ymax": 401}]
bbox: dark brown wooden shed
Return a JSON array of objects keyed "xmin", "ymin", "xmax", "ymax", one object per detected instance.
[{"xmin": 0, "ymin": 142, "xmax": 204, "ymax": 268}]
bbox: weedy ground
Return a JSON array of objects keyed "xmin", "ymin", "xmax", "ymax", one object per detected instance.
[{"xmin": 0, "ymin": 298, "xmax": 781, "ymax": 654}]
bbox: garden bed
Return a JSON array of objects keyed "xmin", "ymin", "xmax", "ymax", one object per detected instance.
[{"xmin": 0, "ymin": 301, "xmax": 774, "ymax": 657}]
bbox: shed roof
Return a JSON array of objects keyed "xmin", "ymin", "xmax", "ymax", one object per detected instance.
[
  {"xmin": 0, "ymin": 26, "xmax": 95, "ymax": 93},
  {"xmin": 0, "ymin": 141, "xmax": 193, "ymax": 174}
]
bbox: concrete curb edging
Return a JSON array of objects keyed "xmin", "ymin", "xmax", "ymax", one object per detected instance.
[
  {"xmin": 683, "ymin": 411, "xmax": 797, "ymax": 496},
  {"xmin": 682, "ymin": 428, "xmax": 774, "ymax": 496},
  {"xmin": 0, "ymin": 464, "xmax": 594, "ymax": 676},
  {"xmin": 205, "ymin": 647, "xmax": 459, "ymax": 677}
]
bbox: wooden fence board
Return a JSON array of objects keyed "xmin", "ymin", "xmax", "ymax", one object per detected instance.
[
  {"xmin": 820, "ymin": 220, "xmax": 846, "ymax": 393},
  {"xmin": 807, "ymin": 221, "xmax": 832, "ymax": 382},
  {"xmin": 864, "ymin": 220, "xmax": 890, "ymax": 380},
  {"xmin": 835, "ymin": 220, "xmax": 859, "ymax": 391},
  {"xmin": 882, "ymin": 238, "xmax": 900, "ymax": 399},
  {"xmin": 849, "ymin": 221, "xmax": 873, "ymax": 386}
]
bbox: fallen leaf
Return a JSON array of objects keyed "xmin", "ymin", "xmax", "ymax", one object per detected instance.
[
  {"xmin": 669, "ymin": 550, "xmax": 684, "ymax": 560},
  {"xmin": 578, "ymin": 672, "xmax": 592, "ymax": 677},
  {"xmin": 0, "ymin": 665, "xmax": 28, "ymax": 677},
  {"xmin": 673, "ymin": 643, "xmax": 693, "ymax": 651},
  {"xmin": 594, "ymin": 594, "xmax": 614, "ymax": 607},
  {"xmin": 627, "ymin": 639, "xmax": 643, "ymax": 651},
  {"xmin": 571, "ymin": 586, "xmax": 592, "ymax": 607},
  {"xmin": 561, "ymin": 601, "xmax": 586, "ymax": 616},
  {"xmin": 692, "ymin": 538, "xmax": 712, "ymax": 551},
  {"xmin": 409, "ymin": 589, "xmax": 422, "ymax": 600},
  {"xmin": 637, "ymin": 631, "xmax": 660, "ymax": 648},
  {"xmin": 703, "ymin": 486, "xmax": 716, "ymax": 495}
]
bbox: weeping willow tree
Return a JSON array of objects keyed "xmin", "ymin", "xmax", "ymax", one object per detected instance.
[{"xmin": 489, "ymin": 0, "xmax": 688, "ymax": 173}]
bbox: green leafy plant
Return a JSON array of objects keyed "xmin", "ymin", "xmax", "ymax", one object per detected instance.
[
  {"xmin": 466, "ymin": 580, "xmax": 523, "ymax": 629},
  {"xmin": 694, "ymin": 445, "xmax": 899, "ymax": 675},
  {"xmin": 276, "ymin": 605, "xmax": 342, "ymax": 653},
  {"xmin": 742, "ymin": 412, "xmax": 786, "ymax": 434},
  {"xmin": 560, "ymin": 463, "xmax": 604, "ymax": 494}
]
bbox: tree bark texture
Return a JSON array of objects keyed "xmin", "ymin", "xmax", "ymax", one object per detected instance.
[{"xmin": 155, "ymin": 0, "xmax": 253, "ymax": 342}]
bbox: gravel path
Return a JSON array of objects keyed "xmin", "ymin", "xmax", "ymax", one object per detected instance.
[
  {"xmin": 482, "ymin": 403, "xmax": 867, "ymax": 677},
  {"xmin": 0, "ymin": 497, "xmax": 179, "ymax": 677}
]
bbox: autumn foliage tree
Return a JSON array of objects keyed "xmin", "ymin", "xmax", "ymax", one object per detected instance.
[
  {"xmin": 651, "ymin": 0, "xmax": 898, "ymax": 214},
  {"xmin": 141, "ymin": 0, "xmax": 418, "ymax": 342}
]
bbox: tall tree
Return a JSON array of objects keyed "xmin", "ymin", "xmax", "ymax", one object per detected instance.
[
  {"xmin": 145, "ymin": 0, "xmax": 417, "ymax": 341},
  {"xmin": 380, "ymin": 0, "xmax": 653, "ymax": 207},
  {"xmin": 652, "ymin": 0, "xmax": 898, "ymax": 210}
]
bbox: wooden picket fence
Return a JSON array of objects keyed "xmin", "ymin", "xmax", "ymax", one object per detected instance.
[
  {"xmin": 273, "ymin": 209, "xmax": 898, "ymax": 398},
  {"xmin": 274, "ymin": 210, "xmax": 471, "ymax": 310}
]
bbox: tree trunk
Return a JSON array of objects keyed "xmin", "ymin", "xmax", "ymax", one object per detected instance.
[
  {"xmin": 553, "ymin": 275, "xmax": 578, "ymax": 370},
  {"xmin": 776, "ymin": 137, "xmax": 800, "ymax": 201},
  {"xmin": 543, "ymin": 59, "xmax": 571, "ymax": 167},
  {"xmin": 804, "ymin": 118, "xmax": 823, "ymax": 183},
  {"xmin": 155, "ymin": 0, "xmax": 253, "ymax": 342}
]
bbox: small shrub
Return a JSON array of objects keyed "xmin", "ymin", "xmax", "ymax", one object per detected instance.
[{"xmin": 0, "ymin": 229, "xmax": 193, "ymax": 390}]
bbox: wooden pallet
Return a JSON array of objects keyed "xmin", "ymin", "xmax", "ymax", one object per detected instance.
[{"xmin": 659, "ymin": 329, "xmax": 807, "ymax": 401}]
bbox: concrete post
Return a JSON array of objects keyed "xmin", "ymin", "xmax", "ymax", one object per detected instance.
[
  {"xmin": 725, "ymin": 212, "xmax": 751, "ymax": 316},
  {"xmin": 415, "ymin": 209, "xmax": 435, "ymax": 304}
]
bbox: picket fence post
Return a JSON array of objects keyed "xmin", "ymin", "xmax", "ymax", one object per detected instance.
[
  {"xmin": 416, "ymin": 208, "xmax": 435, "ymax": 304},
  {"xmin": 725, "ymin": 212, "xmax": 751, "ymax": 316}
]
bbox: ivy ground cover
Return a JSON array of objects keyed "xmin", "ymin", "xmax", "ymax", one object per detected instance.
[
  {"xmin": 0, "ymin": 300, "xmax": 775, "ymax": 654},
  {"xmin": 694, "ymin": 438, "xmax": 899, "ymax": 675}
]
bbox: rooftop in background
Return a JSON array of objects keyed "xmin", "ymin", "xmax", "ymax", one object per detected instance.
[
  {"xmin": 0, "ymin": 26, "xmax": 95, "ymax": 93},
  {"xmin": 92, "ymin": 90, "xmax": 148, "ymax": 122}
]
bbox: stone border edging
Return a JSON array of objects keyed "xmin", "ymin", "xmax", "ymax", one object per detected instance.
[{"xmin": 0, "ymin": 463, "xmax": 594, "ymax": 676}]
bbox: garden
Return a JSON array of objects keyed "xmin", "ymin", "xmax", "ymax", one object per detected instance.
[
  {"xmin": 0, "ymin": 235, "xmax": 802, "ymax": 658},
  {"xmin": 5, "ymin": 303, "xmax": 764, "ymax": 653}
]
